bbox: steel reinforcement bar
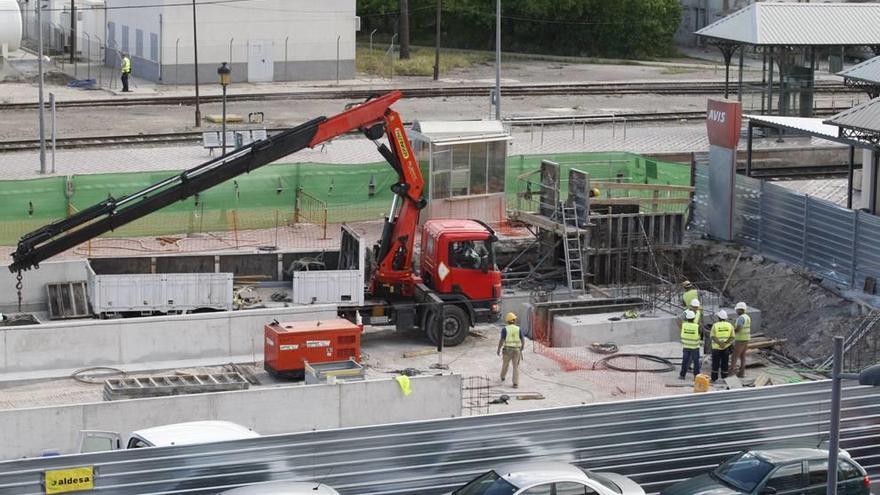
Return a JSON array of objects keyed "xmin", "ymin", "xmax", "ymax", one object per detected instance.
[{"xmin": 0, "ymin": 381, "xmax": 877, "ymax": 495}]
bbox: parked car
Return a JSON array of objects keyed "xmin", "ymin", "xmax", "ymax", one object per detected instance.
[
  {"xmin": 660, "ymin": 448, "xmax": 870, "ymax": 495},
  {"xmin": 219, "ymin": 481, "xmax": 339, "ymax": 494},
  {"xmin": 78, "ymin": 420, "xmax": 260, "ymax": 452},
  {"xmin": 450, "ymin": 460, "xmax": 646, "ymax": 495}
]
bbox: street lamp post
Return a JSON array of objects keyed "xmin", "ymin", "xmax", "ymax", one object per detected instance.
[
  {"xmin": 827, "ymin": 335, "xmax": 880, "ymax": 495},
  {"xmin": 192, "ymin": 0, "xmax": 201, "ymax": 127},
  {"xmin": 217, "ymin": 62, "xmax": 231, "ymax": 156}
]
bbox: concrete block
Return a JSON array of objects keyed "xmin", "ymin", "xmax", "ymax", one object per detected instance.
[
  {"xmin": 553, "ymin": 312, "xmax": 680, "ymax": 347},
  {"xmin": 339, "ymin": 375, "xmax": 462, "ymax": 428},
  {"xmin": 0, "ymin": 305, "xmax": 338, "ymax": 375},
  {"xmin": 0, "ymin": 260, "xmax": 89, "ymax": 313}
]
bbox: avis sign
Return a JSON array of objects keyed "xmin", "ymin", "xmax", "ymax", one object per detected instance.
[{"xmin": 706, "ymin": 99, "xmax": 742, "ymax": 149}]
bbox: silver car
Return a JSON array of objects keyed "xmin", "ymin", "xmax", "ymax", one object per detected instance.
[
  {"xmin": 450, "ymin": 461, "xmax": 646, "ymax": 495},
  {"xmin": 219, "ymin": 481, "xmax": 339, "ymax": 495}
]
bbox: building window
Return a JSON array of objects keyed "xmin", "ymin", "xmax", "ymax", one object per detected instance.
[
  {"xmin": 121, "ymin": 25, "xmax": 129, "ymax": 53},
  {"xmin": 431, "ymin": 140, "xmax": 506, "ymax": 200},
  {"xmin": 150, "ymin": 33, "xmax": 158, "ymax": 62},
  {"xmin": 135, "ymin": 29, "xmax": 143, "ymax": 58},
  {"xmin": 107, "ymin": 22, "xmax": 116, "ymax": 50}
]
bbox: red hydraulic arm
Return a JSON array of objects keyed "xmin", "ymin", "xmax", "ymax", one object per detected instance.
[
  {"xmin": 310, "ymin": 91, "xmax": 426, "ymax": 296},
  {"xmin": 11, "ymin": 90, "xmax": 426, "ymax": 300}
]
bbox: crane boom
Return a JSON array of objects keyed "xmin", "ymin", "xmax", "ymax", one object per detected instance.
[{"xmin": 9, "ymin": 91, "xmax": 424, "ymax": 290}]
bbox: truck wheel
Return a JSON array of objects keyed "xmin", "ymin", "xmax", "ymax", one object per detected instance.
[{"xmin": 426, "ymin": 305, "xmax": 469, "ymax": 347}]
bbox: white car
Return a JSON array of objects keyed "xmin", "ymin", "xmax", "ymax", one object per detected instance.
[
  {"xmin": 450, "ymin": 461, "xmax": 645, "ymax": 495},
  {"xmin": 78, "ymin": 420, "xmax": 260, "ymax": 452},
  {"xmin": 219, "ymin": 481, "xmax": 340, "ymax": 494}
]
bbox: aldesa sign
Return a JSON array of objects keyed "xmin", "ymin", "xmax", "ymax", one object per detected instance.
[{"xmin": 44, "ymin": 466, "xmax": 94, "ymax": 494}]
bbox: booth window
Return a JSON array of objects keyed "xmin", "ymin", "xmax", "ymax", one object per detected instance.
[{"xmin": 431, "ymin": 141, "xmax": 506, "ymax": 199}]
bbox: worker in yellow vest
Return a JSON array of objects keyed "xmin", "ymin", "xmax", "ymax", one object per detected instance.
[
  {"xmin": 497, "ymin": 312, "xmax": 524, "ymax": 388},
  {"xmin": 682, "ymin": 281, "xmax": 699, "ymax": 308},
  {"xmin": 730, "ymin": 302, "xmax": 751, "ymax": 378},
  {"xmin": 121, "ymin": 53, "xmax": 132, "ymax": 92},
  {"xmin": 679, "ymin": 310, "xmax": 701, "ymax": 380},
  {"xmin": 710, "ymin": 310, "xmax": 735, "ymax": 382}
]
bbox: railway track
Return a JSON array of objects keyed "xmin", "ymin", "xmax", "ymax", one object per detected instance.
[
  {"xmin": 0, "ymin": 107, "xmax": 848, "ymax": 152},
  {"xmin": 0, "ymin": 80, "xmax": 855, "ymax": 111}
]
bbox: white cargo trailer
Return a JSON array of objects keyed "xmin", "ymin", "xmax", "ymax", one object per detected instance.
[{"xmin": 86, "ymin": 264, "xmax": 233, "ymax": 317}]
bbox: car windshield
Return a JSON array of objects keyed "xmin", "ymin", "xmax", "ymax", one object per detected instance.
[
  {"xmin": 713, "ymin": 452, "xmax": 775, "ymax": 492},
  {"xmin": 453, "ymin": 471, "xmax": 518, "ymax": 495},
  {"xmin": 584, "ymin": 471, "xmax": 622, "ymax": 494}
]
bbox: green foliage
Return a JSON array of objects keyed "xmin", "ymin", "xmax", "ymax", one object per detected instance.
[{"xmin": 358, "ymin": 0, "xmax": 682, "ymax": 59}]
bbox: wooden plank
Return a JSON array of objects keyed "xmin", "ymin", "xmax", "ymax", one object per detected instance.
[
  {"xmin": 754, "ymin": 374, "xmax": 771, "ymax": 387},
  {"xmin": 593, "ymin": 198, "xmax": 692, "ymax": 206},
  {"xmin": 592, "ymin": 182, "xmax": 695, "ymax": 192},
  {"xmin": 403, "ymin": 349, "xmax": 439, "ymax": 358}
]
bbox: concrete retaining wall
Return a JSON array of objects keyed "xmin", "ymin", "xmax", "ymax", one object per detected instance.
[
  {"xmin": 0, "ymin": 374, "xmax": 462, "ymax": 460},
  {"xmin": 0, "ymin": 260, "xmax": 90, "ymax": 314},
  {"xmin": 552, "ymin": 308, "xmax": 763, "ymax": 347},
  {"xmin": 0, "ymin": 305, "xmax": 337, "ymax": 375}
]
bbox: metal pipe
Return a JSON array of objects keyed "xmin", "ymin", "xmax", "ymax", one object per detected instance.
[
  {"xmin": 228, "ymin": 37, "xmax": 233, "ymax": 69},
  {"xmin": 175, "ymin": 38, "xmax": 179, "ymax": 85},
  {"xmin": 494, "ymin": 0, "xmax": 501, "ymax": 120},
  {"xmin": 737, "ymin": 48, "xmax": 744, "ymax": 102},
  {"xmin": 192, "ymin": 0, "xmax": 201, "ymax": 127},
  {"xmin": 221, "ymin": 85, "xmax": 227, "ymax": 156},
  {"xmin": 827, "ymin": 335, "xmax": 843, "ymax": 495},
  {"xmin": 95, "ymin": 34, "xmax": 102, "ymax": 86},
  {"xmin": 50, "ymin": 92, "xmax": 56, "ymax": 174},
  {"xmin": 37, "ymin": 0, "xmax": 46, "ymax": 175},
  {"xmin": 336, "ymin": 35, "xmax": 340, "ymax": 85},
  {"xmin": 284, "ymin": 35, "xmax": 289, "ymax": 80},
  {"xmin": 84, "ymin": 31, "xmax": 90, "ymax": 79},
  {"xmin": 158, "ymin": 14, "xmax": 163, "ymax": 82}
]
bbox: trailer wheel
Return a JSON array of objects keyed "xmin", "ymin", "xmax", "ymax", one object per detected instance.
[{"xmin": 426, "ymin": 305, "xmax": 469, "ymax": 347}]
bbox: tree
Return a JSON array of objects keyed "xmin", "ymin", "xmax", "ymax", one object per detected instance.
[{"xmin": 399, "ymin": 0, "xmax": 411, "ymax": 59}]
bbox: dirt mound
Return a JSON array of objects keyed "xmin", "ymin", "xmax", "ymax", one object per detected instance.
[{"xmin": 685, "ymin": 241, "xmax": 863, "ymax": 363}]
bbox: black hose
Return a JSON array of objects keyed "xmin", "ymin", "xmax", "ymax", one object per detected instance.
[{"xmin": 593, "ymin": 353, "xmax": 675, "ymax": 373}]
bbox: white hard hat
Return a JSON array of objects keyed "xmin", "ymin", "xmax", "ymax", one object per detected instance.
[
  {"xmin": 735, "ymin": 302, "xmax": 748, "ymax": 311},
  {"xmin": 684, "ymin": 310, "xmax": 696, "ymax": 320},
  {"xmin": 716, "ymin": 310, "xmax": 728, "ymax": 320},
  {"xmin": 690, "ymin": 299, "xmax": 701, "ymax": 308}
]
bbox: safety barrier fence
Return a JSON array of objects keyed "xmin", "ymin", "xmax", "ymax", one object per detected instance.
[
  {"xmin": 0, "ymin": 381, "xmax": 877, "ymax": 494},
  {"xmin": 692, "ymin": 163, "xmax": 880, "ymax": 290},
  {"xmin": 0, "ymin": 153, "xmax": 691, "ymax": 247}
]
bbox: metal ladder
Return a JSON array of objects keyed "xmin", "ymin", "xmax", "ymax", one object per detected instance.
[
  {"xmin": 818, "ymin": 310, "xmax": 880, "ymax": 370},
  {"xmin": 560, "ymin": 204, "xmax": 585, "ymax": 293},
  {"xmin": 103, "ymin": 372, "xmax": 249, "ymax": 400}
]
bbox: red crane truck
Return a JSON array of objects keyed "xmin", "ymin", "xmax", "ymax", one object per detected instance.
[{"xmin": 9, "ymin": 92, "xmax": 502, "ymax": 346}]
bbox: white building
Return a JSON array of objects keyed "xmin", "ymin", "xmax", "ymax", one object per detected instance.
[{"xmin": 19, "ymin": 0, "xmax": 358, "ymax": 83}]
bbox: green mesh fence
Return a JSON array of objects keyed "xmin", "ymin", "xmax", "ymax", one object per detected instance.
[{"xmin": 0, "ymin": 152, "xmax": 690, "ymax": 246}]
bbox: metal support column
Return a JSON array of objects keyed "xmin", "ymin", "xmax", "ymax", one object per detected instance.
[
  {"xmin": 746, "ymin": 121, "xmax": 754, "ymax": 177},
  {"xmin": 827, "ymin": 336, "xmax": 843, "ymax": 495},
  {"xmin": 767, "ymin": 47, "xmax": 774, "ymax": 115},
  {"xmin": 737, "ymin": 48, "xmax": 744, "ymax": 102},
  {"xmin": 847, "ymin": 145, "xmax": 855, "ymax": 210}
]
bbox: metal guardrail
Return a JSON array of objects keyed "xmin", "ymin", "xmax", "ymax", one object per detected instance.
[{"xmin": 0, "ymin": 381, "xmax": 878, "ymax": 495}]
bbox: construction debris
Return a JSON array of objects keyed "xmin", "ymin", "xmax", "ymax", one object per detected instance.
[{"xmin": 403, "ymin": 349, "xmax": 439, "ymax": 359}]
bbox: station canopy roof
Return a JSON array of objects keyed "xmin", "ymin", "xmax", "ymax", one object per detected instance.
[
  {"xmin": 410, "ymin": 120, "xmax": 510, "ymax": 146},
  {"xmin": 824, "ymin": 97, "xmax": 880, "ymax": 142},
  {"xmin": 696, "ymin": 2, "xmax": 880, "ymax": 46},
  {"xmin": 746, "ymin": 115, "xmax": 841, "ymax": 141},
  {"xmin": 838, "ymin": 56, "xmax": 880, "ymax": 85}
]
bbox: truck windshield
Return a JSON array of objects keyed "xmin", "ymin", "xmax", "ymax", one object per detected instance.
[
  {"xmin": 453, "ymin": 471, "xmax": 518, "ymax": 495},
  {"xmin": 713, "ymin": 452, "xmax": 775, "ymax": 492}
]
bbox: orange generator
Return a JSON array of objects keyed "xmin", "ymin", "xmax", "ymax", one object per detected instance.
[{"xmin": 264, "ymin": 319, "xmax": 363, "ymax": 379}]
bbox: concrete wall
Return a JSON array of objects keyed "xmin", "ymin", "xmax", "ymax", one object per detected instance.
[
  {"xmin": 552, "ymin": 308, "xmax": 762, "ymax": 347},
  {"xmin": 0, "ymin": 260, "xmax": 89, "ymax": 314},
  {"xmin": 0, "ymin": 305, "xmax": 337, "ymax": 375},
  {"xmin": 0, "ymin": 374, "xmax": 462, "ymax": 460}
]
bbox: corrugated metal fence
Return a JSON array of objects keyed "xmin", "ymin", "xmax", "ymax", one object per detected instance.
[
  {"xmin": 693, "ymin": 163, "xmax": 880, "ymax": 288},
  {"xmin": 0, "ymin": 381, "xmax": 878, "ymax": 495}
]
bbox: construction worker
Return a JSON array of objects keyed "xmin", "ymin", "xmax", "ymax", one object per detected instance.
[
  {"xmin": 497, "ymin": 312, "xmax": 524, "ymax": 388},
  {"xmin": 679, "ymin": 309, "xmax": 701, "ymax": 380},
  {"xmin": 121, "ymin": 53, "xmax": 132, "ymax": 92},
  {"xmin": 709, "ymin": 310, "xmax": 735, "ymax": 382},
  {"xmin": 730, "ymin": 302, "xmax": 751, "ymax": 378},
  {"xmin": 682, "ymin": 281, "xmax": 699, "ymax": 308}
]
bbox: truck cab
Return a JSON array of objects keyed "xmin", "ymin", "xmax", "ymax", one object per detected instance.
[
  {"xmin": 78, "ymin": 420, "xmax": 260, "ymax": 453},
  {"xmin": 420, "ymin": 219, "xmax": 502, "ymax": 327}
]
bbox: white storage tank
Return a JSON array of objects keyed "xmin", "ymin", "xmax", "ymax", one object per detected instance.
[{"xmin": 0, "ymin": 0, "xmax": 22, "ymax": 53}]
